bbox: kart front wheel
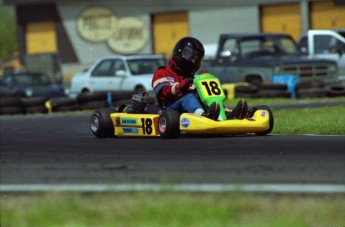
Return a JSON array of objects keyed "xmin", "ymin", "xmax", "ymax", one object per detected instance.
[
  {"xmin": 158, "ymin": 110, "xmax": 180, "ymax": 139},
  {"xmin": 250, "ymin": 105, "xmax": 274, "ymax": 136},
  {"xmin": 90, "ymin": 108, "xmax": 116, "ymax": 138}
]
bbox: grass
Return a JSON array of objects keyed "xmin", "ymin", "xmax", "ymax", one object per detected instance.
[
  {"xmin": 224, "ymin": 97, "xmax": 345, "ymax": 135},
  {"xmin": 273, "ymin": 104, "xmax": 345, "ymax": 135},
  {"xmin": 1, "ymin": 192, "xmax": 345, "ymax": 227}
]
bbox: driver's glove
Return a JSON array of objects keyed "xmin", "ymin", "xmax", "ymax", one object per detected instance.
[{"xmin": 179, "ymin": 78, "xmax": 194, "ymax": 92}]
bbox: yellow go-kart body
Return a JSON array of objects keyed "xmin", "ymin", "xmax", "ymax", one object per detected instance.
[
  {"xmin": 109, "ymin": 106, "xmax": 272, "ymax": 138},
  {"xmin": 90, "ymin": 73, "xmax": 274, "ymax": 138}
]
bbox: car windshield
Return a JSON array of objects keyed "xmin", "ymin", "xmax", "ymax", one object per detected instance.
[
  {"xmin": 241, "ymin": 36, "xmax": 298, "ymax": 58},
  {"xmin": 127, "ymin": 58, "xmax": 166, "ymax": 75},
  {"xmin": 11, "ymin": 73, "xmax": 52, "ymax": 86}
]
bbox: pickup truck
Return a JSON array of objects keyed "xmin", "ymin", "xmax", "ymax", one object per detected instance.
[
  {"xmin": 200, "ymin": 33, "xmax": 339, "ymax": 85},
  {"xmin": 297, "ymin": 29, "xmax": 345, "ymax": 79},
  {"xmin": 69, "ymin": 55, "xmax": 166, "ymax": 97}
]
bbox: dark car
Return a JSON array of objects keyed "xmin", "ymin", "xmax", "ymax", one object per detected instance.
[
  {"xmin": 0, "ymin": 72, "xmax": 66, "ymax": 99},
  {"xmin": 200, "ymin": 33, "xmax": 338, "ymax": 85}
]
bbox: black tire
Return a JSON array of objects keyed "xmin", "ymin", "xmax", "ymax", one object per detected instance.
[
  {"xmin": 77, "ymin": 92, "xmax": 107, "ymax": 103},
  {"xmin": 0, "ymin": 97, "xmax": 22, "ymax": 107},
  {"xmin": 0, "ymin": 106, "xmax": 23, "ymax": 115},
  {"xmin": 259, "ymin": 83, "xmax": 288, "ymax": 90},
  {"xmin": 235, "ymin": 85, "xmax": 259, "ymax": 98},
  {"xmin": 81, "ymin": 101, "xmax": 108, "ymax": 110},
  {"xmin": 297, "ymin": 87, "xmax": 328, "ymax": 98},
  {"xmin": 54, "ymin": 105, "xmax": 81, "ymax": 112},
  {"xmin": 295, "ymin": 80, "xmax": 324, "ymax": 91},
  {"xmin": 326, "ymin": 85, "xmax": 345, "ymax": 97},
  {"xmin": 24, "ymin": 105, "xmax": 48, "ymax": 114},
  {"xmin": 90, "ymin": 108, "xmax": 117, "ymax": 138},
  {"xmin": 250, "ymin": 105, "xmax": 274, "ymax": 136},
  {"xmin": 244, "ymin": 76, "xmax": 262, "ymax": 85},
  {"xmin": 111, "ymin": 91, "xmax": 134, "ymax": 100},
  {"xmin": 158, "ymin": 110, "xmax": 180, "ymax": 139},
  {"xmin": 235, "ymin": 85, "xmax": 259, "ymax": 93},
  {"xmin": 49, "ymin": 97, "xmax": 78, "ymax": 108},
  {"xmin": 235, "ymin": 92, "xmax": 260, "ymax": 98},
  {"xmin": 21, "ymin": 97, "xmax": 47, "ymax": 107},
  {"xmin": 258, "ymin": 89, "xmax": 291, "ymax": 98}
]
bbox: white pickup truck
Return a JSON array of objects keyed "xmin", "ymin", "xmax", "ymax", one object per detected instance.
[
  {"xmin": 69, "ymin": 55, "xmax": 166, "ymax": 97},
  {"xmin": 297, "ymin": 29, "xmax": 345, "ymax": 80}
]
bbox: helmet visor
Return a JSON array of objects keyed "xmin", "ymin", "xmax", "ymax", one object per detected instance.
[{"xmin": 181, "ymin": 45, "xmax": 203, "ymax": 67}]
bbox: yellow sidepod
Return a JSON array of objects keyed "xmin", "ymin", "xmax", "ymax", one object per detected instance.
[
  {"xmin": 110, "ymin": 113, "xmax": 160, "ymax": 137},
  {"xmin": 179, "ymin": 109, "xmax": 271, "ymax": 135}
]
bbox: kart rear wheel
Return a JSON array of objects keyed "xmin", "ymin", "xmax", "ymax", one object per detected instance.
[
  {"xmin": 90, "ymin": 108, "xmax": 116, "ymax": 138},
  {"xmin": 250, "ymin": 105, "xmax": 274, "ymax": 136},
  {"xmin": 158, "ymin": 110, "xmax": 180, "ymax": 139}
]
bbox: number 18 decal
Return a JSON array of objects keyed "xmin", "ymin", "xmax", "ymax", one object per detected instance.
[
  {"xmin": 200, "ymin": 80, "xmax": 222, "ymax": 97},
  {"xmin": 141, "ymin": 118, "xmax": 153, "ymax": 135}
]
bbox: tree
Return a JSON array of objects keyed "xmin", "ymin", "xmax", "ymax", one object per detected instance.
[{"xmin": 0, "ymin": 0, "xmax": 17, "ymax": 61}]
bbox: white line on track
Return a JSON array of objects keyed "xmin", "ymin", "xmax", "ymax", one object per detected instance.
[{"xmin": 1, "ymin": 184, "xmax": 345, "ymax": 193}]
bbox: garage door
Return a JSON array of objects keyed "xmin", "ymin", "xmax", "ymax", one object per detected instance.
[
  {"xmin": 26, "ymin": 21, "xmax": 57, "ymax": 54},
  {"xmin": 261, "ymin": 3, "xmax": 301, "ymax": 41},
  {"xmin": 310, "ymin": 1, "xmax": 345, "ymax": 29},
  {"xmin": 152, "ymin": 12, "xmax": 189, "ymax": 59}
]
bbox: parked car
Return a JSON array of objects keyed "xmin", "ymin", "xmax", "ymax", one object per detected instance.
[
  {"xmin": 297, "ymin": 29, "xmax": 345, "ymax": 79},
  {"xmin": 0, "ymin": 72, "xmax": 66, "ymax": 98},
  {"xmin": 199, "ymin": 33, "xmax": 339, "ymax": 85},
  {"xmin": 69, "ymin": 55, "xmax": 166, "ymax": 97}
]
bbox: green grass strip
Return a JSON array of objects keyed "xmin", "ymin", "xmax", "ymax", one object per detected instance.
[
  {"xmin": 273, "ymin": 105, "xmax": 345, "ymax": 135},
  {"xmin": 1, "ymin": 192, "xmax": 345, "ymax": 227}
]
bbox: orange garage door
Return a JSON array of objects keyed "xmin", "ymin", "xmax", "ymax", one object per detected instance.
[
  {"xmin": 26, "ymin": 21, "xmax": 57, "ymax": 54},
  {"xmin": 310, "ymin": 1, "xmax": 345, "ymax": 29},
  {"xmin": 152, "ymin": 12, "xmax": 189, "ymax": 59},
  {"xmin": 261, "ymin": 3, "xmax": 301, "ymax": 41}
]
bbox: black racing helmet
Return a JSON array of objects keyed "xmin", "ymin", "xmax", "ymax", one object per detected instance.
[{"xmin": 172, "ymin": 37, "xmax": 205, "ymax": 76}]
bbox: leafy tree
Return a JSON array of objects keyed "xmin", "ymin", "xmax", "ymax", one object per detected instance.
[{"xmin": 0, "ymin": 0, "xmax": 17, "ymax": 61}]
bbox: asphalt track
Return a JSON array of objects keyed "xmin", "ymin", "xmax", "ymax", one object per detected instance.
[{"xmin": 1, "ymin": 110, "xmax": 345, "ymax": 193}]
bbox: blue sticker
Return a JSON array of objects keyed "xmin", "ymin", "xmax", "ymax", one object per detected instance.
[
  {"xmin": 123, "ymin": 128, "xmax": 138, "ymax": 134},
  {"xmin": 181, "ymin": 118, "xmax": 190, "ymax": 128},
  {"xmin": 121, "ymin": 118, "xmax": 137, "ymax": 125}
]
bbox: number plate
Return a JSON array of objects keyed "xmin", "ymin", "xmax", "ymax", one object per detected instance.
[{"xmin": 199, "ymin": 79, "xmax": 224, "ymax": 97}]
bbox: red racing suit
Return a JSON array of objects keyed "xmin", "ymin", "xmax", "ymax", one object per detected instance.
[{"xmin": 152, "ymin": 59, "xmax": 194, "ymax": 107}]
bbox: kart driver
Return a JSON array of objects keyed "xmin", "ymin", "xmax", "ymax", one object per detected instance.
[{"xmin": 151, "ymin": 37, "xmax": 221, "ymax": 120}]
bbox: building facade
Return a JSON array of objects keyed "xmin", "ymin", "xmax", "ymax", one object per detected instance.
[{"xmin": 4, "ymin": 0, "xmax": 345, "ymax": 79}]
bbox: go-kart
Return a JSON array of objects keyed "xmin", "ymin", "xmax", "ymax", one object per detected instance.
[{"xmin": 90, "ymin": 73, "xmax": 274, "ymax": 138}]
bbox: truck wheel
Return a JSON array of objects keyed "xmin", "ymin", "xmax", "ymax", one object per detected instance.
[
  {"xmin": 245, "ymin": 75, "xmax": 262, "ymax": 85},
  {"xmin": 90, "ymin": 108, "xmax": 116, "ymax": 138},
  {"xmin": 158, "ymin": 110, "xmax": 180, "ymax": 139},
  {"xmin": 250, "ymin": 105, "xmax": 274, "ymax": 136}
]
